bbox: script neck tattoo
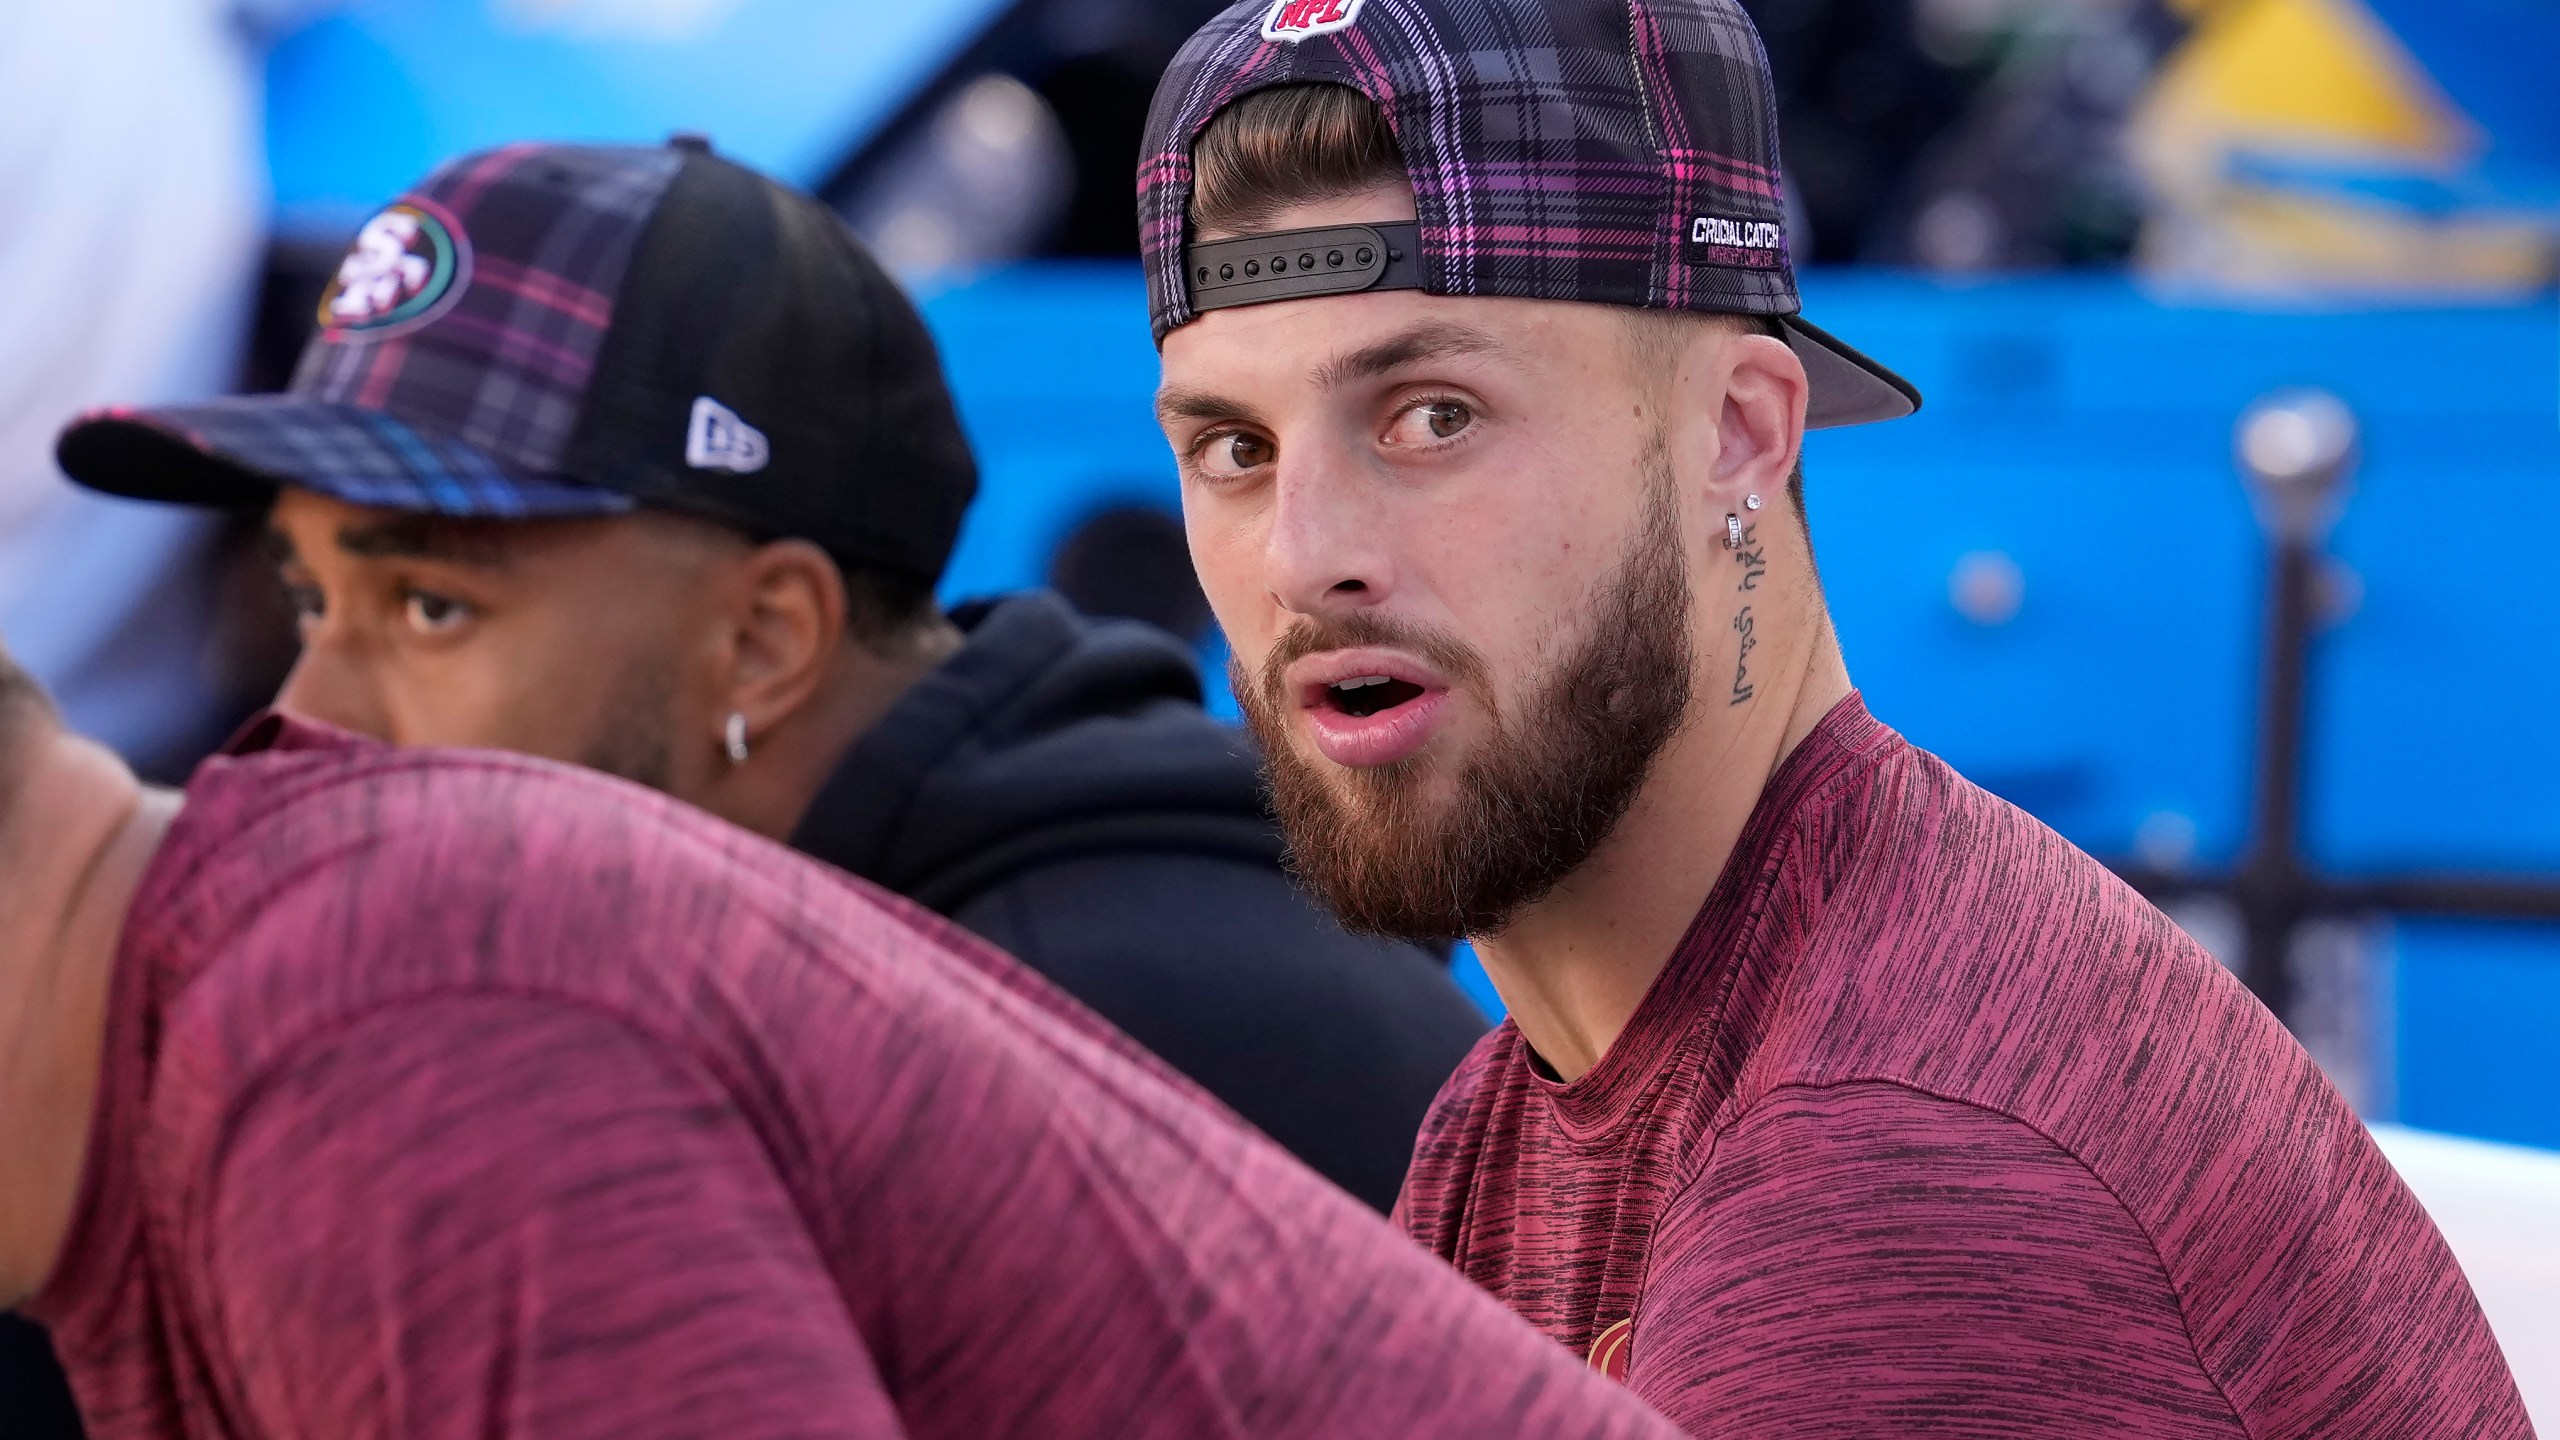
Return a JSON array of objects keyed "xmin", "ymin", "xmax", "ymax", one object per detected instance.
[{"xmin": 1729, "ymin": 520, "xmax": 1767, "ymax": 706}]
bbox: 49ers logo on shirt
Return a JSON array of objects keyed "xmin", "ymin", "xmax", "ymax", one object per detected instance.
[
  {"xmin": 1261, "ymin": 0, "xmax": 1364, "ymax": 42},
  {"xmin": 316, "ymin": 199, "xmax": 472, "ymax": 338},
  {"xmin": 1588, "ymin": 1317, "xmax": 1634, "ymax": 1381}
]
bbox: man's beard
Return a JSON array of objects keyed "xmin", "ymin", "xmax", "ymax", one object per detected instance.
[
  {"xmin": 577, "ymin": 657, "xmax": 678, "ymax": 795},
  {"xmin": 1237, "ymin": 454, "xmax": 1695, "ymax": 942}
]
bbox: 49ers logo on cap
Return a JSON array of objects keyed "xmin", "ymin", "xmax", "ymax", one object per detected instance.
[
  {"xmin": 316, "ymin": 199, "xmax": 472, "ymax": 338},
  {"xmin": 1261, "ymin": 0, "xmax": 1364, "ymax": 42}
]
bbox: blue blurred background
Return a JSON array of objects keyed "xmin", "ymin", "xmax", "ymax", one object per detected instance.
[{"xmin": 4, "ymin": 0, "xmax": 2555, "ymax": 1258}]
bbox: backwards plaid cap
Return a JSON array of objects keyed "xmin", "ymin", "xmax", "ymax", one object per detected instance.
[
  {"xmin": 58, "ymin": 140, "xmax": 977, "ymax": 581},
  {"xmin": 1140, "ymin": 0, "xmax": 1920, "ymax": 429}
]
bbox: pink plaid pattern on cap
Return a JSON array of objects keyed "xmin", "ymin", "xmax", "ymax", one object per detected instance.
[
  {"xmin": 1139, "ymin": 0, "xmax": 1798, "ymax": 342},
  {"xmin": 292, "ymin": 144, "xmax": 685, "ymax": 479}
]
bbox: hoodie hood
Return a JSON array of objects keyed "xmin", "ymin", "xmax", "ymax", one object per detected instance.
[{"xmin": 791, "ymin": 591, "xmax": 1282, "ymax": 913}]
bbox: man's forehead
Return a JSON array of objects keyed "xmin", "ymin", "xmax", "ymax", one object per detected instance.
[{"xmin": 268, "ymin": 491, "xmax": 530, "ymax": 570}]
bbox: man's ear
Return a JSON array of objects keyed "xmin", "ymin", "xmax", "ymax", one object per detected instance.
[
  {"xmin": 1710, "ymin": 332, "xmax": 1808, "ymax": 503},
  {"xmin": 722, "ymin": 539, "xmax": 848, "ymax": 740}
]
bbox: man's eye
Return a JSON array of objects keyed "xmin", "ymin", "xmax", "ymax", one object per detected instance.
[
  {"xmin": 282, "ymin": 582, "xmax": 325, "ymax": 623},
  {"xmin": 1389, "ymin": 399, "xmax": 1475, "ymax": 446},
  {"xmin": 402, "ymin": 590, "xmax": 473, "ymax": 635},
  {"xmin": 1196, "ymin": 429, "xmax": 1275, "ymax": 478}
]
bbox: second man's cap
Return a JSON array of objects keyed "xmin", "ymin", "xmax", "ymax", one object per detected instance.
[{"xmin": 59, "ymin": 139, "xmax": 978, "ymax": 582}]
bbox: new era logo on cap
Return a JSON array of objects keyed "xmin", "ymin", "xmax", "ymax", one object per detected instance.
[
  {"xmin": 687, "ymin": 396, "xmax": 770, "ymax": 474},
  {"xmin": 1262, "ymin": 0, "xmax": 1364, "ymax": 42}
]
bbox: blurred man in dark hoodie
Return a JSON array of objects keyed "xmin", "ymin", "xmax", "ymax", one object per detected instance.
[{"xmin": 57, "ymin": 137, "xmax": 1486, "ymax": 1213}]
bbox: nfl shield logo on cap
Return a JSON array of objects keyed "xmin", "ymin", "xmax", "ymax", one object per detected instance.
[{"xmin": 1263, "ymin": 0, "xmax": 1366, "ymax": 41}]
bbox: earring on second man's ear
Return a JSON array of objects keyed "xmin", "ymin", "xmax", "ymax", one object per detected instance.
[
  {"xmin": 1745, "ymin": 494, "xmax": 1763, "ymax": 511},
  {"xmin": 1724, "ymin": 514, "xmax": 1744, "ymax": 550},
  {"xmin": 724, "ymin": 712, "xmax": 750, "ymax": 766}
]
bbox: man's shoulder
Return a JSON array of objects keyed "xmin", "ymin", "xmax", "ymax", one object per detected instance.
[
  {"xmin": 1775, "ymin": 737, "xmax": 2279, "ymax": 1115},
  {"xmin": 137, "ymin": 725, "xmax": 939, "ymax": 1091},
  {"xmin": 1741, "ymin": 740, "xmax": 2362, "ymax": 1303},
  {"xmin": 176, "ymin": 719, "xmax": 835, "ymax": 912}
]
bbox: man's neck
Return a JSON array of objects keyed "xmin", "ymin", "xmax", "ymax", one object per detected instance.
[
  {"xmin": 0, "ymin": 733, "xmax": 174, "ymax": 1306},
  {"xmin": 732, "ymin": 619, "xmax": 967, "ymax": 842},
  {"xmin": 1473, "ymin": 619, "xmax": 1849, "ymax": 1083}
]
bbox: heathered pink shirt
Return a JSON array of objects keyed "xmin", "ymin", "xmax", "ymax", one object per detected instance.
[
  {"xmin": 29, "ymin": 716, "xmax": 1681, "ymax": 1440},
  {"xmin": 1397, "ymin": 696, "xmax": 2530, "ymax": 1437}
]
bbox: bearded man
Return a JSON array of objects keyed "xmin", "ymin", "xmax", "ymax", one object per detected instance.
[{"xmin": 1140, "ymin": 1, "xmax": 2531, "ymax": 1435}]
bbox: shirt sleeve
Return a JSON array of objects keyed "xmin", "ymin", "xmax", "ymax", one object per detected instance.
[
  {"xmin": 199, "ymin": 996, "xmax": 906, "ymax": 1440},
  {"xmin": 1628, "ymin": 1081, "xmax": 2249, "ymax": 1438}
]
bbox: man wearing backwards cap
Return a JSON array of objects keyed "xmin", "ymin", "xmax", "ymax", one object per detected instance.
[
  {"xmin": 0, "ymin": 629, "xmax": 1685, "ymax": 1437},
  {"xmin": 53, "ymin": 137, "xmax": 1488, "ymax": 1214},
  {"xmin": 1142, "ymin": 1, "xmax": 2529, "ymax": 1434}
]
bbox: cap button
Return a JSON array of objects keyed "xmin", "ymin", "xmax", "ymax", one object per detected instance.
[{"xmin": 667, "ymin": 132, "xmax": 714, "ymax": 154}]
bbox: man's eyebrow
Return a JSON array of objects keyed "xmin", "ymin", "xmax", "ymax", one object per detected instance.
[
  {"xmin": 1154, "ymin": 320, "xmax": 1520, "ymax": 428},
  {"xmin": 334, "ymin": 514, "xmax": 515, "ymax": 569},
  {"xmin": 1156, "ymin": 387, "xmax": 1267, "ymax": 429},
  {"xmin": 1314, "ymin": 321, "xmax": 1517, "ymax": 390}
]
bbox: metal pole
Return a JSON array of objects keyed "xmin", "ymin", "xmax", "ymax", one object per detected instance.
[
  {"xmin": 2235, "ymin": 534, "xmax": 2312, "ymax": 1019},
  {"xmin": 2233, "ymin": 391, "xmax": 2359, "ymax": 1026}
]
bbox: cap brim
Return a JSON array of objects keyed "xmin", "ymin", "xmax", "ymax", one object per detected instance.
[
  {"xmin": 1783, "ymin": 315, "xmax": 1923, "ymax": 430},
  {"xmin": 55, "ymin": 396, "xmax": 635, "ymax": 519}
]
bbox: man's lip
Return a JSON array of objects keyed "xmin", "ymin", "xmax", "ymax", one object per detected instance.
[
  {"xmin": 1282, "ymin": 646, "xmax": 1456, "ymax": 769},
  {"xmin": 1284, "ymin": 647, "xmax": 1452, "ymax": 709},
  {"xmin": 1300, "ymin": 688, "xmax": 1450, "ymax": 768}
]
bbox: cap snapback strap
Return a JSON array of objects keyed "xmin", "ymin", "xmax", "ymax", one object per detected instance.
[{"xmin": 1185, "ymin": 222, "xmax": 1423, "ymax": 313}]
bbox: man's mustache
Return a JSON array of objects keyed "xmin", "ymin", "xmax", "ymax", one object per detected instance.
[{"xmin": 1256, "ymin": 611, "xmax": 1490, "ymax": 708}]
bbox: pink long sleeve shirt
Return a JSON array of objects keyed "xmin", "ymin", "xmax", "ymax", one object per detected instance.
[
  {"xmin": 1398, "ymin": 696, "xmax": 2530, "ymax": 1437},
  {"xmin": 29, "ymin": 716, "xmax": 1680, "ymax": 1440}
]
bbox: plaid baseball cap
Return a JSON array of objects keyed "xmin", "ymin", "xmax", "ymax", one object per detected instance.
[
  {"xmin": 57, "ymin": 139, "xmax": 977, "ymax": 581},
  {"xmin": 1139, "ymin": 0, "xmax": 1920, "ymax": 429}
]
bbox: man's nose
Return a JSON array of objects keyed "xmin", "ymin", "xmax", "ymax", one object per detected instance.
[
  {"xmin": 272, "ymin": 639, "xmax": 391, "ymax": 741},
  {"xmin": 1263, "ymin": 442, "xmax": 1395, "ymax": 618}
]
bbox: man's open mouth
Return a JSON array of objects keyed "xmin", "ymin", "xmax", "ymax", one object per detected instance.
[{"xmin": 1323, "ymin": 675, "xmax": 1430, "ymax": 719}]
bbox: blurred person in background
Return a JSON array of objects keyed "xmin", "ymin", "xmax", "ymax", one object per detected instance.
[
  {"xmin": 55, "ymin": 137, "xmax": 1488, "ymax": 1215},
  {"xmin": 0, "ymin": 0, "xmax": 304, "ymax": 777},
  {"xmin": 1139, "ymin": 0, "xmax": 2528, "ymax": 1432},
  {"xmin": 0, "ymin": 0, "xmax": 317, "ymax": 1429},
  {"xmin": 0, "ymin": 633, "xmax": 1686, "ymax": 1440}
]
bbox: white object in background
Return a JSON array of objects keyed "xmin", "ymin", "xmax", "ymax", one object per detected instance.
[
  {"xmin": 1947, "ymin": 549, "xmax": 2026, "ymax": 626},
  {"xmin": 2370, "ymin": 1124, "xmax": 2560, "ymax": 1431},
  {"xmin": 0, "ymin": 0, "xmax": 270, "ymax": 765}
]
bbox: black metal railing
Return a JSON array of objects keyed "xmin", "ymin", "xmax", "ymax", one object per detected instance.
[{"xmin": 2112, "ymin": 391, "xmax": 2560, "ymax": 1027}]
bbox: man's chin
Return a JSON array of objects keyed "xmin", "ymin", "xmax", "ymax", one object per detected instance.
[{"xmin": 1292, "ymin": 741, "xmax": 1463, "ymax": 815}]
